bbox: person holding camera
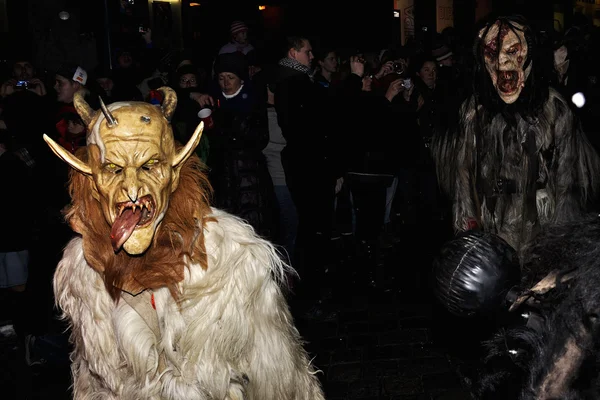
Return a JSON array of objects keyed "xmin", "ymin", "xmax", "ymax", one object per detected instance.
[
  {"xmin": 350, "ymin": 49, "xmax": 418, "ymax": 237},
  {"xmin": 0, "ymin": 128, "xmax": 35, "ymax": 354},
  {"xmin": 0, "ymin": 56, "xmax": 49, "ymax": 169},
  {"xmin": 0, "ymin": 58, "xmax": 47, "ymax": 99},
  {"xmin": 370, "ymin": 47, "xmax": 412, "ymax": 97},
  {"xmin": 339, "ymin": 53, "xmax": 409, "ymax": 248},
  {"xmin": 0, "ymin": 58, "xmax": 50, "ymax": 363}
]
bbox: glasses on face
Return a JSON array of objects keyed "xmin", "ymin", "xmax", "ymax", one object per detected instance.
[{"xmin": 180, "ymin": 78, "xmax": 197, "ymax": 85}]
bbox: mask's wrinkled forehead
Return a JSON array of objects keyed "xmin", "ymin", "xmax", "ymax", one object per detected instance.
[
  {"xmin": 87, "ymin": 103, "xmax": 168, "ymax": 163},
  {"xmin": 481, "ymin": 21, "xmax": 528, "ymax": 63},
  {"xmin": 87, "ymin": 103, "xmax": 128, "ymax": 162}
]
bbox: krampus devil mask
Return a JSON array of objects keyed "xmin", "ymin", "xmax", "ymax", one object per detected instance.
[
  {"xmin": 44, "ymin": 87, "xmax": 203, "ymax": 255},
  {"xmin": 479, "ymin": 18, "xmax": 532, "ymax": 104}
]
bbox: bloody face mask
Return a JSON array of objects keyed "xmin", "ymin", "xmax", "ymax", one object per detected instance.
[
  {"xmin": 44, "ymin": 88, "xmax": 204, "ymax": 255},
  {"xmin": 480, "ymin": 20, "xmax": 532, "ymax": 104}
]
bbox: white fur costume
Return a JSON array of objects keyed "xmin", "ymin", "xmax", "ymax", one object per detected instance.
[{"xmin": 54, "ymin": 208, "xmax": 325, "ymax": 400}]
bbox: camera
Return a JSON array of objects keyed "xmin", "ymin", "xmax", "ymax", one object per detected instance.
[
  {"xmin": 139, "ymin": 26, "xmax": 147, "ymax": 34},
  {"xmin": 393, "ymin": 63, "xmax": 405, "ymax": 75},
  {"xmin": 16, "ymin": 80, "xmax": 29, "ymax": 89}
]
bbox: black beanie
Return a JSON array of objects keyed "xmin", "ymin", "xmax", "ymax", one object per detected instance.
[{"xmin": 214, "ymin": 52, "xmax": 248, "ymax": 81}]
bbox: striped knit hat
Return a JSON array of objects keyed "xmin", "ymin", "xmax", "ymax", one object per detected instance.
[{"xmin": 230, "ymin": 21, "xmax": 248, "ymax": 36}]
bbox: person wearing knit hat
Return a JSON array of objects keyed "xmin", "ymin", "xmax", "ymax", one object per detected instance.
[
  {"xmin": 214, "ymin": 52, "xmax": 249, "ymax": 82},
  {"xmin": 230, "ymin": 20, "xmax": 248, "ymax": 37},
  {"xmin": 431, "ymin": 43, "xmax": 454, "ymax": 67},
  {"xmin": 218, "ymin": 20, "xmax": 255, "ymax": 56},
  {"xmin": 205, "ymin": 50, "xmax": 274, "ymax": 240}
]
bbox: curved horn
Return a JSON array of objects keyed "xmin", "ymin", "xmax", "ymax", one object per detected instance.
[
  {"xmin": 43, "ymin": 134, "xmax": 92, "ymax": 175},
  {"xmin": 172, "ymin": 121, "xmax": 204, "ymax": 168},
  {"xmin": 99, "ymin": 96, "xmax": 118, "ymax": 127},
  {"xmin": 73, "ymin": 90, "xmax": 97, "ymax": 126},
  {"xmin": 157, "ymin": 86, "xmax": 178, "ymax": 121}
]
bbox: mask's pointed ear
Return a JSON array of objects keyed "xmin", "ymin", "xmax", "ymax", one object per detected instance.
[
  {"xmin": 171, "ymin": 121, "xmax": 203, "ymax": 168},
  {"xmin": 43, "ymin": 134, "xmax": 92, "ymax": 175}
]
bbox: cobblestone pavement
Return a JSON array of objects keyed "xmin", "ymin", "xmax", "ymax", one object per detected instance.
[
  {"xmin": 296, "ymin": 293, "xmax": 473, "ymax": 400},
  {"xmin": 0, "ymin": 222, "xmax": 484, "ymax": 399},
  {"xmin": 290, "ymin": 227, "xmax": 479, "ymax": 400}
]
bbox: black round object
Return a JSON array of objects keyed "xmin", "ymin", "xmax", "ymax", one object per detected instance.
[{"xmin": 433, "ymin": 230, "xmax": 521, "ymax": 318}]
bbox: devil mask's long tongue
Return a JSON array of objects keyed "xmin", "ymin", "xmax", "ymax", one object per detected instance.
[{"xmin": 110, "ymin": 208, "xmax": 143, "ymax": 251}]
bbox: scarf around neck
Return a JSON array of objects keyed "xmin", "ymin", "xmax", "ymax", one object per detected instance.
[
  {"xmin": 278, "ymin": 57, "xmax": 313, "ymax": 78},
  {"xmin": 223, "ymin": 84, "xmax": 244, "ymax": 99}
]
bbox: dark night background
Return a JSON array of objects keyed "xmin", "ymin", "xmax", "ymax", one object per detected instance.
[
  {"xmin": 2, "ymin": 1, "xmax": 600, "ymax": 399},
  {"xmin": 0, "ymin": 0, "xmax": 579, "ymax": 74}
]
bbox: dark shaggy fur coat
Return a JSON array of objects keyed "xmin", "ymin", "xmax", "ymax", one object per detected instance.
[
  {"xmin": 475, "ymin": 214, "xmax": 600, "ymax": 399},
  {"xmin": 434, "ymin": 88, "xmax": 600, "ymax": 255}
]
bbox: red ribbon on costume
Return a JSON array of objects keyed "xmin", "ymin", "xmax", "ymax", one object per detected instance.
[
  {"xmin": 466, "ymin": 219, "xmax": 479, "ymax": 230},
  {"xmin": 148, "ymin": 90, "xmax": 164, "ymax": 106}
]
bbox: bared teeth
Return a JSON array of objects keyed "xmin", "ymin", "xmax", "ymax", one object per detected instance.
[
  {"xmin": 497, "ymin": 70, "xmax": 517, "ymax": 81},
  {"xmin": 140, "ymin": 198, "xmax": 152, "ymax": 212},
  {"xmin": 115, "ymin": 196, "xmax": 154, "ymax": 219}
]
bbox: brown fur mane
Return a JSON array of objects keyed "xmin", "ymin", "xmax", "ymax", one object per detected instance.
[{"xmin": 65, "ymin": 147, "xmax": 214, "ymax": 302}]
